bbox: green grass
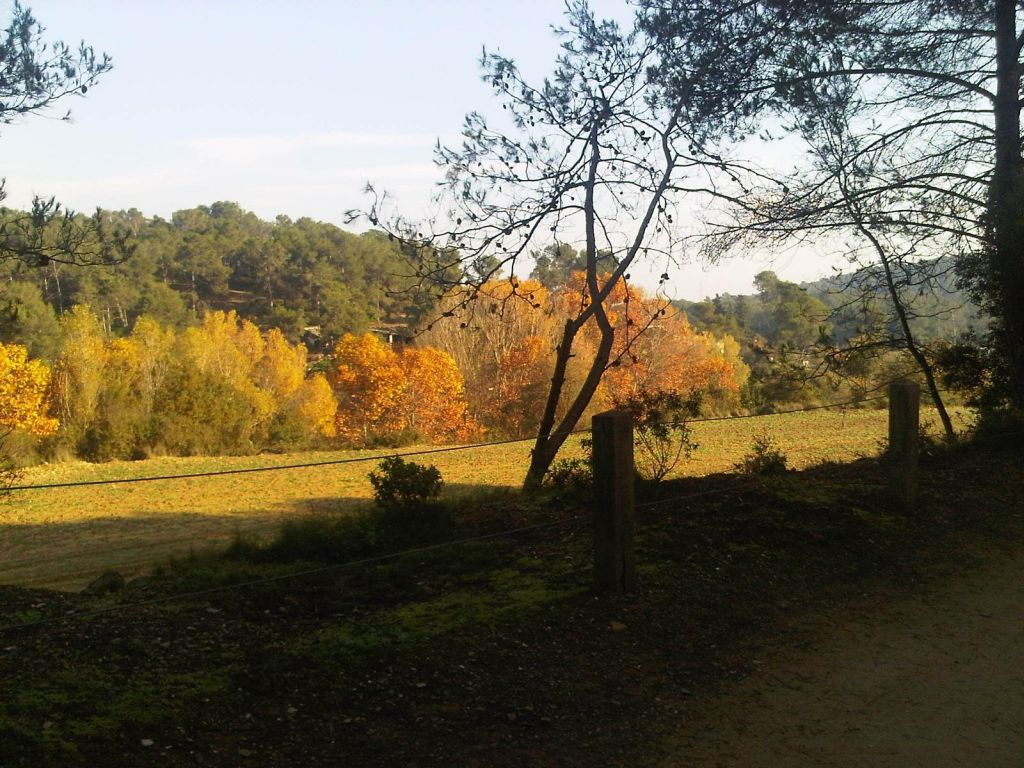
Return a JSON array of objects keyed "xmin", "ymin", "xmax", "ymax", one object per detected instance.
[
  {"xmin": 0, "ymin": 407, "xmax": 972, "ymax": 590},
  {"xmin": 287, "ymin": 561, "xmax": 584, "ymax": 669}
]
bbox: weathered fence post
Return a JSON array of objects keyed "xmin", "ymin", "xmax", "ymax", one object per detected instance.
[
  {"xmin": 592, "ymin": 410, "xmax": 636, "ymax": 593},
  {"xmin": 888, "ymin": 380, "xmax": 920, "ymax": 510}
]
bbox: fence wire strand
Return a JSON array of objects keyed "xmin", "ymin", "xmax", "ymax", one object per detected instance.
[
  {"xmin": 5, "ymin": 388, "xmax": 908, "ymax": 493},
  {"xmin": 4, "ymin": 431, "xmax": 588, "ymax": 492}
]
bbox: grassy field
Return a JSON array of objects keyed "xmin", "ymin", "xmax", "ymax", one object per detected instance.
[{"xmin": 0, "ymin": 406, "xmax": 969, "ymax": 591}]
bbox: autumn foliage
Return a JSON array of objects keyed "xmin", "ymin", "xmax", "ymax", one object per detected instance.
[
  {"xmin": 330, "ymin": 333, "xmax": 475, "ymax": 445},
  {"xmin": 47, "ymin": 308, "xmax": 336, "ymax": 460},
  {"xmin": 422, "ymin": 274, "xmax": 748, "ymax": 437},
  {"xmin": 4, "ymin": 270, "xmax": 747, "ymax": 463},
  {"xmin": 0, "ymin": 342, "xmax": 58, "ymax": 437}
]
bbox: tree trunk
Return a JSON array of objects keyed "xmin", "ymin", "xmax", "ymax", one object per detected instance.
[
  {"xmin": 990, "ymin": 0, "xmax": 1024, "ymax": 407},
  {"xmin": 523, "ymin": 321, "xmax": 579, "ymax": 492},
  {"xmin": 523, "ymin": 120, "xmax": 615, "ymax": 492},
  {"xmin": 523, "ymin": 318, "xmax": 615, "ymax": 491},
  {"xmin": 854, "ymin": 213, "xmax": 957, "ymax": 443},
  {"xmin": 50, "ymin": 262, "xmax": 63, "ymax": 313}
]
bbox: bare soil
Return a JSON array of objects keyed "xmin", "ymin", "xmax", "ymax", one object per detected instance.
[{"xmin": 658, "ymin": 538, "xmax": 1024, "ymax": 767}]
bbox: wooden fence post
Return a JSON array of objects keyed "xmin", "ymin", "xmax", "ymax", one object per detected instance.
[
  {"xmin": 888, "ymin": 380, "xmax": 920, "ymax": 510},
  {"xmin": 592, "ymin": 410, "xmax": 636, "ymax": 593}
]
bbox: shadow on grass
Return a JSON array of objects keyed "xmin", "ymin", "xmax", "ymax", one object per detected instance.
[{"xmin": 0, "ymin": 483, "xmax": 531, "ymax": 592}]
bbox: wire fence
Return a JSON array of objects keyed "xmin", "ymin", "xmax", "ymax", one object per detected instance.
[
  {"xmin": 0, "ymin": 378, "xmax": 969, "ymax": 590},
  {"xmin": 3, "ymin": 431, "xmax": 585, "ymax": 492},
  {"xmin": 0, "ymin": 386, "xmax": 1007, "ymax": 636},
  {"xmin": 4, "ymin": 388, "xmax": 902, "ymax": 494}
]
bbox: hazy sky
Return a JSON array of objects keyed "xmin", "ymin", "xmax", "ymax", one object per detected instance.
[{"xmin": 1, "ymin": 0, "xmax": 835, "ymax": 300}]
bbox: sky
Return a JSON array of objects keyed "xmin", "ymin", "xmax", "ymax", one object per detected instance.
[{"xmin": 1, "ymin": 0, "xmax": 838, "ymax": 300}]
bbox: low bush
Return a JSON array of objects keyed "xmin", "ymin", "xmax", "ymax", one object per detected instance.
[
  {"xmin": 544, "ymin": 456, "xmax": 592, "ymax": 496},
  {"xmin": 615, "ymin": 390, "xmax": 701, "ymax": 483},
  {"xmin": 735, "ymin": 432, "xmax": 788, "ymax": 476},
  {"xmin": 369, "ymin": 456, "xmax": 444, "ymax": 509}
]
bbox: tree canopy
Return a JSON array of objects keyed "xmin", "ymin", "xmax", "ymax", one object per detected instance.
[
  {"xmin": 0, "ymin": 3, "xmax": 129, "ymax": 269},
  {"xmin": 0, "ymin": 203, "xmax": 434, "ymax": 354},
  {"xmin": 640, "ymin": 0, "xmax": 1024, "ymax": 409}
]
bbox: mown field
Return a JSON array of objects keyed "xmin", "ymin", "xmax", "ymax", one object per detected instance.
[{"xmin": 0, "ymin": 406, "xmax": 969, "ymax": 591}]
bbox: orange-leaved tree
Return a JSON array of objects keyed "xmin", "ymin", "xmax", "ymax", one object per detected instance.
[
  {"xmin": 601, "ymin": 310, "xmax": 749, "ymax": 412},
  {"xmin": 330, "ymin": 332, "xmax": 475, "ymax": 445},
  {"xmin": 330, "ymin": 333, "xmax": 407, "ymax": 443},
  {"xmin": 420, "ymin": 278, "xmax": 556, "ymax": 437},
  {"xmin": 397, "ymin": 345, "xmax": 477, "ymax": 443},
  {"xmin": 552, "ymin": 272, "xmax": 748, "ymax": 412}
]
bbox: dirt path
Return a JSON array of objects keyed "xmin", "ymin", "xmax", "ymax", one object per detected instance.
[{"xmin": 658, "ymin": 543, "xmax": 1024, "ymax": 767}]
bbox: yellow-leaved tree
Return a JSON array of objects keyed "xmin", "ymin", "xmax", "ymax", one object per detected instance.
[
  {"xmin": 257, "ymin": 327, "xmax": 337, "ymax": 442},
  {"xmin": 47, "ymin": 308, "xmax": 337, "ymax": 459},
  {"xmin": 50, "ymin": 305, "xmax": 107, "ymax": 451},
  {"xmin": 290, "ymin": 373, "xmax": 337, "ymax": 439},
  {"xmin": 0, "ymin": 342, "xmax": 58, "ymax": 438},
  {"xmin": 0, "ymin": 341, "xmax": 58, "ymax": 489}
]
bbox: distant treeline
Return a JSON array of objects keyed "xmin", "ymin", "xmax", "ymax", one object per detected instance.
[
  {"xmin": 678, "ymin": 267, "xmax": 984, "ymax": 407},
  {"xmin": 0, "ymin": 201, "xmax": 435, "ymax": 360}
]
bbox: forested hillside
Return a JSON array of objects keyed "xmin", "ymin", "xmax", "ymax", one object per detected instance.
[
  {"xmin": 0, "ymin": 208, "xmax": 752, "ymax": 462},
  {"xmin": 680, "ymin": 264, "xmax": 984, "ymax": 407},
  {"xmin": 0, "ymin": 200, "xmax": 983, "ymax": 463},
  {"xmin": 0, "ymin": 202, "xmax": 432, "ymax": 359}
]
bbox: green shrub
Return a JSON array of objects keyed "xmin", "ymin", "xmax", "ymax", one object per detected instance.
[
  {"xmin": 368, "ymin": 456, "xmax": 443, "ymax": 509},
  {"xmin": 615, "ymin": 390, "xmax": 701, "ymax": 482},
  {"xmin": 544, "ymin": 456, "xmax": 592, "ymax": 495},
  {"xmin": 735, "ymin": 432, "xmax": 788, "ymax": 476},
  {"xmin": 971, "ymin": 406, "xmax": 1024, "ymax": 448},
  {"xmin": 226, "ymin": 500, "xmax": 457, "ymax": 566}
]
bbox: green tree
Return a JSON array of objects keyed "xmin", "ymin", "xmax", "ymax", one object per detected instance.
[
  {"xmin": 0, "ymin": 281, "xmax": 60, "ymax": 359},
  {"xmin": 0, "ymin": 3, "xmax": 127, "ymax": 268},
  {"xmin": 752, "ymin": 271, "xmax": 829, "ymax": 350},
  {"xmin": 641, "ymin": 0, "xmax": 1024, "ymax": 408}
]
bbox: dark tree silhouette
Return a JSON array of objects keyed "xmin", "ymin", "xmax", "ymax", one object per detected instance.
[
  {"xmin": 641, "ymin": 0, "xmax": 1024, "ymax": 409},
  {"xmin": 0, "ymin": 3, "xmax": 128, "ymax": 268},
  {"xmin": 362, "ymin": 3, "xmax": 756, "ymax": 490}
]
